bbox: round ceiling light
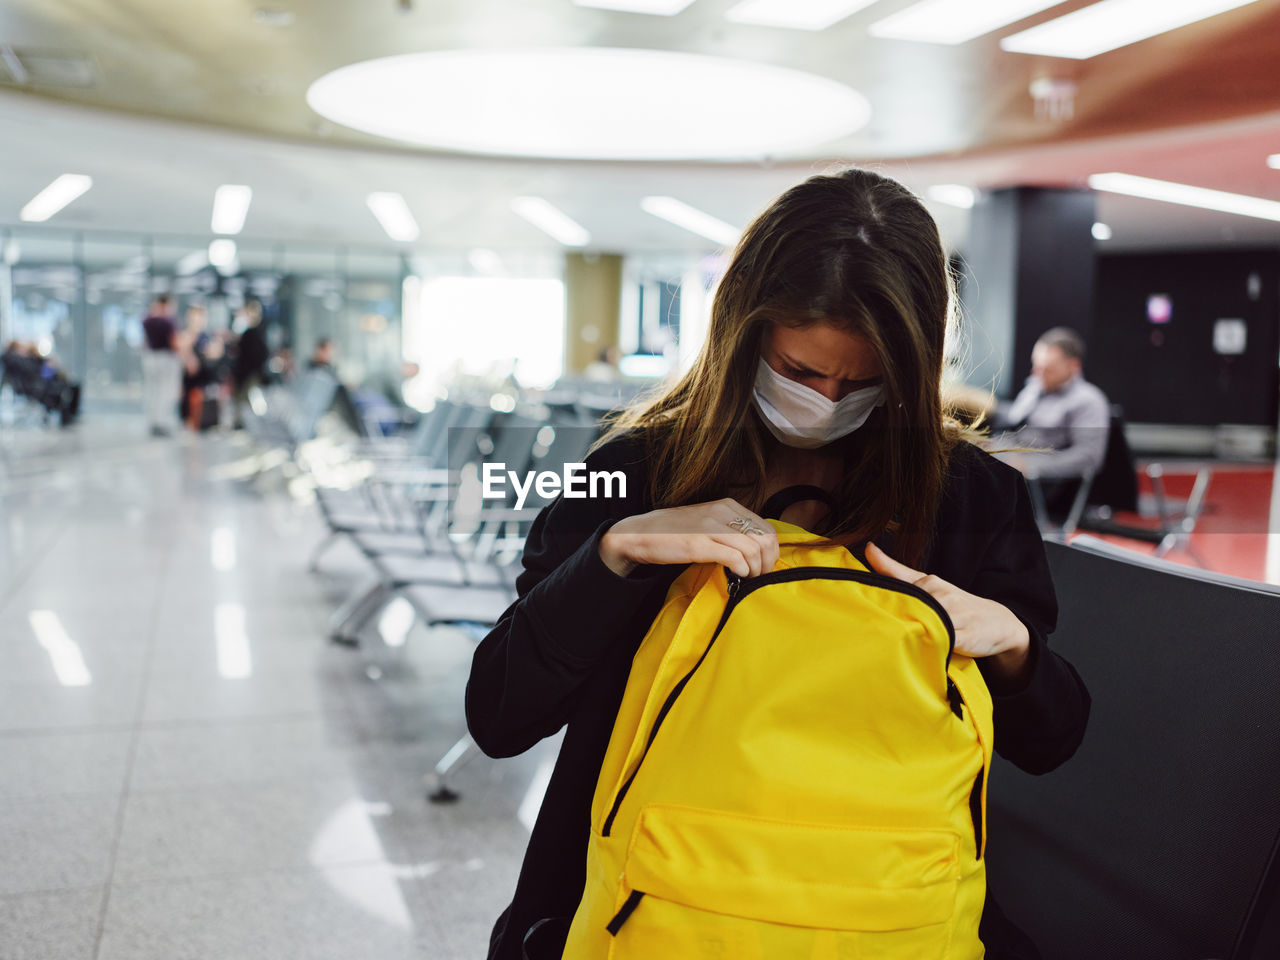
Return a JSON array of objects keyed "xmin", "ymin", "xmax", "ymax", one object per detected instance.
[{"xmin": 305, "ymin": 48, "xmax": 871, "ymax": 161}]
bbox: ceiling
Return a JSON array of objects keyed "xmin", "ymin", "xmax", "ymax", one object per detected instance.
[{"xmin": 1, "ymin": 0, "xmax": 1279, "ymax": 257}]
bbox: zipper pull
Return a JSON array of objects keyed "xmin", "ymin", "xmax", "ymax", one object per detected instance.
[
  {"xmin": 946, "ymin": 678, "xmax": 964, "ymax": 720},
  {"xmin": 725, "ymin": 570, "xmax": 741, "ymax": 598}
]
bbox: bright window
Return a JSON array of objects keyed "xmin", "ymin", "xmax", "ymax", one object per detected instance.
[{"xmin": 404, "ymin": 277, "xmax": 565, "ymax": 400}]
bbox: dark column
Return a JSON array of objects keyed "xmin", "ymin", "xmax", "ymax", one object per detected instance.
[{"xmin": 963, "ymin": 186, "xmax": 1097, "ymax": 397}]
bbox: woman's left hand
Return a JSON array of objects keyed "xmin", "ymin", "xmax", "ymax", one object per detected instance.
[{"xmin": 865, "ymin": 543, "xmax": 1031, "ymax": 684}]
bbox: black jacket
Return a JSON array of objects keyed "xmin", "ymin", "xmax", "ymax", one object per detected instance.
[{"xmin": 466, "ymin": 435, "xmax": 1091, "ymax": 960}]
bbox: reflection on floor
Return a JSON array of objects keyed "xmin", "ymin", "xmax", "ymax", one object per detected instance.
[{"xmin": 0, "ymin": 419, "xmax": 553, "ymax": 960}]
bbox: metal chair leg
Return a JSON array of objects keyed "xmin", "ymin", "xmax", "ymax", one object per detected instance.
[
  {"xmin": 427, "ymin": 733, "xmax": 479, "ymax": 804},
  {"xmin": 1061, "ymin": 472, "xmax": 1095, "ymax": 538},
  {"xmin": 329, "ymin": 579, "xmax": 391, "ymax": 646},
  {"xmin": 308, "ymin": 531, "xmax": 341, "ymax": 573},
  {"xmin": 1149, "ymin": 465, "xmax": 1212, "ymax": 567}
]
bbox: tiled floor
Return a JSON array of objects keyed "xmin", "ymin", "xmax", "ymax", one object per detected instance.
[{"xmin": 0, "ymin": 419, "xmax": 552, "ymax": 960}]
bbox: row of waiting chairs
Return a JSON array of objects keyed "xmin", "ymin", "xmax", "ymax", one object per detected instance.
[
  {"xmin": 314, "ymin": 397, "xmax": 604, "ymax": 644},
  {"xmin": 280, "ymin": 381, "xmax": 642, "ymax": 800}
]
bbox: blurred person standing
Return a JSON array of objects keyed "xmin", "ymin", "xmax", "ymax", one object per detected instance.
[
  {"xmin": 141, "ymin": 294, "xmax": 181, "ymax": 436},
  {"xmin": 231, "ymin": 301, "xmax": 268, "ymax": 428},
  {"xmin": 178, "ymin": 304, "xmax": 216, "ymax": 430}
]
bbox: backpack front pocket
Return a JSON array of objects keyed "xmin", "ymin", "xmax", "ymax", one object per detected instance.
[{"xmin": 606, "ymin": 804, "xmax": 964, "ymax": 960}]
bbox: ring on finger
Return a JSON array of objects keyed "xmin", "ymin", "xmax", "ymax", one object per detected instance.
[{"xmin": 727, "ymin": 516, "xmax": 768, "ymax": 536}]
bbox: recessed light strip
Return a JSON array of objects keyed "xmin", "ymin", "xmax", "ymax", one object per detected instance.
[
  {"xmin": 20, "ymin": 174, "xmax": 92, "ymax": 222},
  {"xmin": 211, "ymin": 184, "xmax": 253, "ymax": 235},
  {"xmin": 1089, "ymin": 172, "xmax": 1280, "ymax": 223},
  {"xmin": 868, "ymin": 0, "xmax": 1067, "ymax": 45},
  {"xmin": 366, "ymin": 192, "xmax": 421, "ymax": 242},
  {"xmin": 724, "ymin": 0, "xmax": 880, "ymax": 31},
  {"xmin": 510, "ymin": 197, "xmax": 591, "ymax": 247},
  {"xmin": 572, "ymin": 0, "xmax": 696, "ymax": 13},
  {"xmin": 640, "ymin": 196, "xmax": 741, "ymax": 246},
  {"xmin": 927, "ymin": 184, "xmax": 976, "ymax": 209},
  {"xmin": 1000, "ymin": 0, "xmax": 1262, "ymax": 59}
]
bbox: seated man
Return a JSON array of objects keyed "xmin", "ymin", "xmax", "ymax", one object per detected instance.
[{"xmin": 994, "ymin": 327, "xmax": 1110, "ymax": 518}]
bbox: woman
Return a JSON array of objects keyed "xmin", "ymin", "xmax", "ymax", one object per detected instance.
[{"xmin": 466, "ymin": 168, "xmax": 1091, "ymax": 960}]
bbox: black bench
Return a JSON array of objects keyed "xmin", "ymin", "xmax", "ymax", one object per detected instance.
[{"xmin": 986, "ymin": 536, "xmax": 1280, "ymax": 960}]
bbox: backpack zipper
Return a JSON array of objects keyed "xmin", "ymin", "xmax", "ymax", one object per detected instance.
[{"xmin": 600, "ymin": 566, "xmax": 957, "ymax": 837}]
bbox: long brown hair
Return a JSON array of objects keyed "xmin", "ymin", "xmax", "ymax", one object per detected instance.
[{"xmin": 598, "ymin": 167, "xmax": 971, "ymax": 565}]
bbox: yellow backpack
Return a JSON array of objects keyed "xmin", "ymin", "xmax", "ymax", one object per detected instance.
[{"xmin": 562, "ymin": 518, "xmax": 994, "ymax": 960}]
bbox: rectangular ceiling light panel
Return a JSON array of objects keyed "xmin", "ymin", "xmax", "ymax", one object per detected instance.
[
  {"xmin": 211, "ymin": 184, "xmax": 253, "ymax": 235},
  {"xmin": 1001, "ymin": 0, "xmax": 1263, "ymax": 59},
  {"xmin": 510, "ymin": 197, "xmax": 591, "ymax": 247},
  {"xmin": 868, "ymin": 0, "xmax": 1068, "ymax": 45},
  {"xmin": 724, "ymin": 0, "xmax": 881, "ymax": 31},
  {"xmin": 640, "ymin": 196, "xmax": 741, "ymax": 246},
  {"xmin": 367, "ymin": 192, "xmax": 421, "ymax": 242},
  {"xmin": 20, "ymin": 173, "xmax": 92, "ymax": 222},
  {"xmin": 1089, "ymin": 172, "xmax": 1280, "ymax": 222},
  {"xmin": 573, "ymin": 0, "xmax": 696, "ymax": 13},
  {"xmin": 926, "ymin": 184, "xmax": 976, "ymax": 208}
]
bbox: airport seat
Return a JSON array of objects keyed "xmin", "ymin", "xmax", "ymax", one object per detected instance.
[
  {"xmin": 304, "ymin": 388, "xmax": 607, "ymax": 801},
  {"xmin": 1087, "ymin": 408, "xmax": 1140, "ymax": 514},
  {"xmin": 1077, "ymin": 408, "xmax": 1213, "ymax": 563},
  {"xmin": 323, "ymin": 406, "xmax": 598, "ymax": 643},
  {"xmin": 1026, "ymin": 408, "xmax": 1139, "ymax": 538},
  {"xmin": 984, "ymin": 535, "xmax": 1280, "ymax": 960},
  {"xmin": 1026, "ymin": 469, "xmax": 1095, "ymax": 538}
]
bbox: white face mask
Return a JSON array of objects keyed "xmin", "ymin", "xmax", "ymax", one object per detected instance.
[{"xmin": 752, "ymin": 358, "xmax": 885, "ymax": 449}]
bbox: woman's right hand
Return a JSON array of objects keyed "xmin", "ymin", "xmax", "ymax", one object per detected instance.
[{"xmin": 598, "ymin": 498, "xmax": 780, "ymax": 579}]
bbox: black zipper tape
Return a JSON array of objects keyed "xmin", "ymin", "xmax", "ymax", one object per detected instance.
[
  {"xmin": 600, "ymin": 566, "xmax": 957, "ymax": 837},
  {"xmin": 969, "ymin": 767, "xmax": 985, "ymax": 860},
  {"xmin": 606, "ymin": 890, "xmax": 646, "ymax": 936}
]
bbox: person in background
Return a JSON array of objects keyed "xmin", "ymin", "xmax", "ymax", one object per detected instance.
[
  {"xmin": 583, "ymin": 345, "xmax": 624, "ymax": 382},
  {"xmin": 178, "ymin": 304, "xmax": 215, "ymax": 431},
  {"xmin": 140, "ymin": 294, "xmax": 181, "ymax": 436},
  {"xmin": 1, "ymin": 340, "xmax": 80, "ymax": 426},
  {"xmin": 992, "ymin": 327, "xmax": 1110, "ymax": 517},
  {"xmin": 307, "ymin": 337, "xmax": 335, "ymax": 371},
  {"xmin": 231, "ymin": 301, "xmax": 268, "ymax": 428}
]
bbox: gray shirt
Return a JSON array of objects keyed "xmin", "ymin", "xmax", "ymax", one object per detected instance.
[{"xmin": 996, "ymin": 374, "xmax": 1110, "ymax": 479}]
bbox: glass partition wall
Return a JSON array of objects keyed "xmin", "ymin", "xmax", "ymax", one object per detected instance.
[
  {"xmin": 0, "ymin": 224, "xmax": 725, "ymax": 421},
  {"xmin": 0, "ymin": 226, "xmax": 411, "ymax": 418}
]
